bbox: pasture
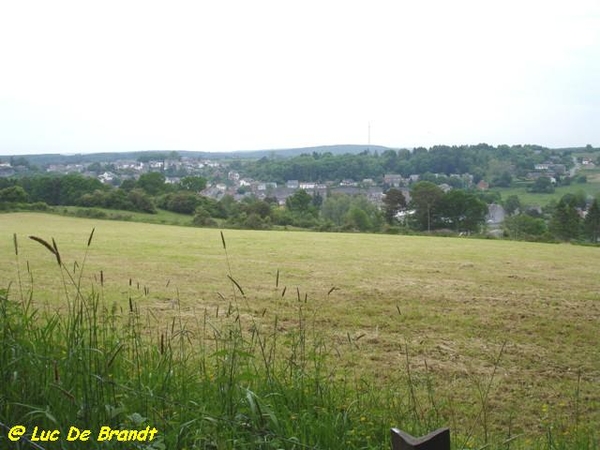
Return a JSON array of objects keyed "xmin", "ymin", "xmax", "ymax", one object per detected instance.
[
  {"xmin": 1, "ymin": 213, "xmax": 599, "ymax": 448},
  {"xmin": 491, "ymin": 167, "xmax": 600, "ymax": 207}
]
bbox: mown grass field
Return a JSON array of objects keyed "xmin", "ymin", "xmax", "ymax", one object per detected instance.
[{"xmin": 1, "ymin": 212, "xmax": 599, "ymax": 448}]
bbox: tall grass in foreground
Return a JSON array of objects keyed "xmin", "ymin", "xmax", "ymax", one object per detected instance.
[{"xmin": 0, "ymin": 231, "xmax": 597, "ymax": 449}]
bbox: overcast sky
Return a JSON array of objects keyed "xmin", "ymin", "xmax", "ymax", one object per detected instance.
[{"xmin": 1, "ymin": 0, "xmax": 599, "ymax": 155}]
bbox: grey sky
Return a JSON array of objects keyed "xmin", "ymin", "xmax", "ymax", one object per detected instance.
[{"xmin": 1, "ymin": 0, "xmax": 599, "ymax": 155}]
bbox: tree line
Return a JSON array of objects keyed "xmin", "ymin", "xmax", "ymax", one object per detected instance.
[
  {"xmin": 0, "ymin": 173, "xmax": 206, "ymax": 214},
  {"xmin": 241, "ymin": 144, "xmax": 575, "ymax": 185},
  {"xmin": 1, "ymin": 161, "xmax": 599, "ymax": 243},
  {"xmin": 502, "ymin": 193, "xmax": 600, "ymax": 243}
]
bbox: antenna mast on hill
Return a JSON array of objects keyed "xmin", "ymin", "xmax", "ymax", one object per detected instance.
[{"xmin": 368, "ymin": 121, "xmax": 371, "ymax": 152}]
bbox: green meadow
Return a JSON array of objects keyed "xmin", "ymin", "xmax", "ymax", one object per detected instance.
[
  {"xmin": 1, "ymin": 213, "xmax": 599, "ymax": 449},
  {"xmin": 491, "ymin": 168, "xmax": 600, "ymax": 207}
]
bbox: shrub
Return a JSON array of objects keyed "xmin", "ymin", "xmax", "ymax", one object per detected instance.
[{"xmin": 193, "ymin": 207, "xmax": 217, "ymax": 227}]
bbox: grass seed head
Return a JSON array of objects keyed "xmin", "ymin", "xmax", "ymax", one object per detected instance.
[
  {"xmin": 29, "ymin": 235, "xmax": 61, "ymax": 266},
  {"xmin": 87, "ymin": 227, "xmax": 95, "ymax": 247}
]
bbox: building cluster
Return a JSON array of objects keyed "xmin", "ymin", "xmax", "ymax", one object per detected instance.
[
  {"xmin": 202, "ymin": 170, "xmax": 388, "ymax": 207},
  {"xmin": 0, "ymin": 162, "xmax": 14, "ymax": 177},
  {"xmin": 202, "ymin": 171, "xmax": 478, "ymax": 208},
  {"xmin": 4, "ymin": 152, "xmax": 593, "ymax": 231},
  {"xmin": 527, "ymin": 163, "xmax": 567, "ymax": 182},
  {"xmin": 27, "ymin": 157, "xmax": 223, "ymax": 185},
  {"xmin": 1, "ymin": 154, "xmax": 485, "ymax": 210}
]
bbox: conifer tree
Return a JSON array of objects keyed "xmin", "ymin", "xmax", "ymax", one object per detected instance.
[{"xmin": 584, "ymin": 198, "xmax": 600, "ymax": 242}]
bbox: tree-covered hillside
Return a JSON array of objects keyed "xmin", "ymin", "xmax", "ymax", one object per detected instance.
[{"xmin": 239, "ymin": 144, "xmax": 574, "ymax": 184}]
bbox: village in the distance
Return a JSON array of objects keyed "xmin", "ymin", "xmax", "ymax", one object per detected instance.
[{"xmin": 1, "ymin": 143, "xmax": 599, "ymax": 241}]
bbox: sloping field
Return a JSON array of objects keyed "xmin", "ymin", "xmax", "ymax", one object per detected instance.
[{"xmin": 1, "ymin": 213, "xmax": 599, "ymax": 443}]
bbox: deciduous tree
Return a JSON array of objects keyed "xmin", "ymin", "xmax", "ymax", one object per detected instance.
[
  {"xmin": 286, "ymin": 190, "xmax": 315, "ymax": 216},
  {"xmin": 382, "ymin": 188, "xmax": 407, "ymax": 224},
  {"xmin": 503, "ymin": 214, "xmax": 547, "ymax": 240},
  {"xmin": 529, "ymin": 176, "xmax": 555, "ymax": 194},
  {"xmin": 137, "ymin": 172, "xmax": 167, "ymax": 196},
  {"xmin": 504, "ymin": 195, "xmax": 521, "ymax": 216},
  {"xmin": 410, "ymin": 181, "xmax": 443, "ymax": 232},
  {"xmin": 180, "ymin": 176, "xmax": 207, "ymax": 192},
  {"xmin": 439, "ymin": 189, "xmax": 487, "ymax": 233},
  {"xmin": 0, "ymin": 186, "xmax": 28, "ymax": 203}
]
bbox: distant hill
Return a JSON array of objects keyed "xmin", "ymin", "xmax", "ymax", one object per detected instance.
[
  {"xmin": 221, "ymin": 144, "xmax": 394, "ymax": 159},
  {"xmin": 1, "ymin": 144, "xmax": 396, "ymax": 166}
]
